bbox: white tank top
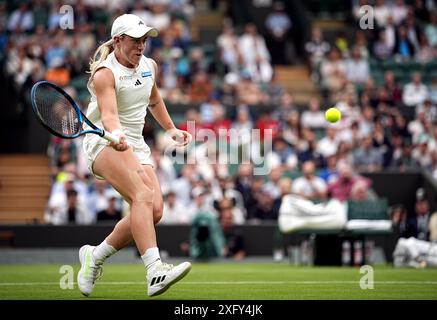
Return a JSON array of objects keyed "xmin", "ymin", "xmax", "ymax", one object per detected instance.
[{"xmin": 84, "ymin": 51, "xmax": 155, "ymax": 145}]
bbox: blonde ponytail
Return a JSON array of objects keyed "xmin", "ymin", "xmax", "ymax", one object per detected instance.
[{"xmin": 88, "ymin": 39, "xmax": 114, "ymax": 80}]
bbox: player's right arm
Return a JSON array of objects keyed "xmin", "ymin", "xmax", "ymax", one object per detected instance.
[{"xmin": 92, "ymin": 68, "xmax": 128, "ymax": 151}]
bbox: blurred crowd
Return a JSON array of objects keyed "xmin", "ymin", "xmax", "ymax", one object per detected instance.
[{"xmin": 1, "ymin": 0, "xmax": 437, "ymax": 260}]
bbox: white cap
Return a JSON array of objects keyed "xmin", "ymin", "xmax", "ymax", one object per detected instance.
[{"xmin": 111, "ymin": 14, "xmax": 158, "ymax": 39}]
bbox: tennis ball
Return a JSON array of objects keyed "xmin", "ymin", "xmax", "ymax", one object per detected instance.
[{"xmin": 325, "ymin": 107, "xmax": 341, "ymax": 123}]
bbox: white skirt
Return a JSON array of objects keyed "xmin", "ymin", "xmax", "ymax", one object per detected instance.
[{"xmin": 83, "ymin": 133, "xmax": 154, "ymax": 180}]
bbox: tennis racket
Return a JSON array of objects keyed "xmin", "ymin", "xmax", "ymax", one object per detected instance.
[{"xmin": 30, "ymin": 80, "xmax": 121, "ymax": 143}]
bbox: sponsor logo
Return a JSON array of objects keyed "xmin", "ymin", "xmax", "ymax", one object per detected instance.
[{"xmin": 119, "ymin": 75, "xmax": 133, "ymax": 81}]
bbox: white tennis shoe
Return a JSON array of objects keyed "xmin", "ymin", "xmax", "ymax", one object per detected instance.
[
  {"xmin": 147, "ymin": 261, "xmax": 191, "ymax": 297},
  {"xmin": 77, "ymin": 245, "xmax": 103, "ymax": 297}
]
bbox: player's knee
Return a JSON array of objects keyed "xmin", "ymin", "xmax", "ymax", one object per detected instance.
[
  {"xmin": 153, "ymin": 202, "xmax": 164, "ymax": 224},
  {"xmin": 136, "ymin": 184, "xmax": 155, "ymax": 204},
  {"xmin": 128, "ymin": 169, "xmax": 155, "ymax": 204}
]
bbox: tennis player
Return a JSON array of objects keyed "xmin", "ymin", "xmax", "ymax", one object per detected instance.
[{"xmin": 77, "ymin": 14, "xmax": 192, "ymax": 297}]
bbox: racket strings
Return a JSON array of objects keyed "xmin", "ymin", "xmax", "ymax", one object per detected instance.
[{"xmin": 33, "ymin": 85, "xmax": 81, "ymax": 137}]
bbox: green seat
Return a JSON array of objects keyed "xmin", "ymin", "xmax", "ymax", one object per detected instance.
[
  {"xmin": 282, "ymin": 170, "xmax": 302, "ymax": 180},
  {"xmin": 381, "ymin": 59, "xmax": 399, "ymax": 71},
  {"xmin": 407, "ymin": 63, "xmax": 425, "ymax": 74},
  {"xmin": 347, "ymin": 199, "xmax": 389, "ymax": 220}
]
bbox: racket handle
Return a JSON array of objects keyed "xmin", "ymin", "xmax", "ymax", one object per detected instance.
[{"xmin": 102, "ymin": 130, "xmax": 120, "ymax": 144}]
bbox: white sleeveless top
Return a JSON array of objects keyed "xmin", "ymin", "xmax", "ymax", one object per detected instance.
[{"xmin": 84, "ymin": 51, "xmax": 155, "ymax": 147}]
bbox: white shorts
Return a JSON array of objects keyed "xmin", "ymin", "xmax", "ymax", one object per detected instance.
[{"xmin": 83, "ymin": 134, "xmax": 154, "ymax": 180}]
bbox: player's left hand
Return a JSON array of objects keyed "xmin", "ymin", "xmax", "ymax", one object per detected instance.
[{"xmin": 168, "ymin": 128, "xmax": 192, "ymax": 147}]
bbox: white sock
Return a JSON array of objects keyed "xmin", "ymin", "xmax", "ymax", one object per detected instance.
[
  {"xmin": 92, "ymin": 240, "xmax": 117, "ymax": 264},
  {"xmin": 141, "ymin": 247, "xmax": 161, "ymax": 271}
]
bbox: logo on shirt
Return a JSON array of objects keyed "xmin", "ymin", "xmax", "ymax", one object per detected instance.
[
  {"xmin": 134, "ymin": 79, "xmax": 142, "ymax": 86},
  {"xmin": 119, "ymin": 75, "xmax": 133, "ymax": 81},
  {"xmin": 141, "ymin": 71, "xmax": 152, "ymax": 78}
]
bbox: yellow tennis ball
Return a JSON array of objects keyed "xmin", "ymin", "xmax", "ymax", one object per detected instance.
[{"xmin": 325, "ymin": 107, "xmax": 341, "ymax": 123}]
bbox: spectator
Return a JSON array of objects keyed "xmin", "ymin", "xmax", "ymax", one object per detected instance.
[
  {"xmin": 255, "ymin": 111, "xmax": 280, "ymax": 141},
  {"xmin": 272, "ymin": 92, "xmax": 296, "ymax": 121},
  {"xmin": 151, "ymin": 147, "xmax": 177, "ymax": 196},
  {"xmin": 429, "ymin": 210, "xmax": 437, "ymax": 241},
  {"xmin": 148, "ymin": 2, "xmax": 171, "ymax": 32},
  {"xmin": 428, "ymin": 77, "xmax": 437, "ymax": 105},
  {"xmin": 320, "ymin": 48, "xmax": 346, "ymax": 95},
  {"xmin": 383, "ymin": 71, "xmax": 403, "ymax": 107},
  {"xmin": 391, "ymin": 204, "xmax": 408, "ymax": 240},
  {"xmin": 187, "ymin": 71, "xmax": 213, "ymax": 104},
  {"xmin": 412, "ymin": 134, "xmax": 432, "ymax": 168},
  {"xmin": 319, "ymin": 154, "xmax": 339, "ymax": 183},
  {"xmin": 414, "ymin": 0, "xmax": 430, "ymax": 23},
  {"xmin": 160, "ymin": 190, "xmax": 191, "ymax": 224},
  {"xmin": 0, "ymin": 2, "xmax": 7, "ymax": 30},
  {"xmin": 234, "ymin": 163, "xmax": 254, "ymax": 211},
  {"xmin": 187, "ymin": 187, "xmax": 215, "ymax": 221},
  {"xmin": 425, "ymin": 12, "xmax": 437, "ymax": 47},
  {"xmin": 217, "ymin": 23, "xmax": 241, "ymax": 73},
  {"xmin": 391, "ymin": 0, "xmax": 408, "ymax": 26},
  {"xmin": 263, "ymin": 167, "xmax": 283, "ymax": 200},
  {"xmin": 350, "ymin": 179, "xmax": 374, "ymax": 201},
  {"xmin": 171, "ymin": 164, "xmax": 199, "ymax": 207},
  {"xmin": 345, "ymin": 46, "xmax": 370, "ymax": 85},
  {"xmin": 354, "ymin": 30, "xmax": 370, "ymax": 60},
  {"xmin": 393, "ymin": 26, "xmax": 416, "ymax": 60},
  {"xmin": 292, "ymin": 160, "xmax": 327, "ymax": 201},
  {"xmin": 45, "ymin": 189, "xmax": 93, "ymax": 225},
  {"xmin": 265, "ymin": 136, "xmax": 298, "ymax": 172},
  {"xmin": 301, "ymin": 97, "xmax": 326, "ymax": 130},
  {"xmin": 220, "ymin": 206, "xmax": 246, "ymax": 261},
  {"xmin": 372, "ymin": 121, "xmax": 393, "ymax": 168},
  {"xmin": 264, "ymin": 1, "xmax": 292, "ymax": 65},
  {"xmin": 328, "ymin": 162, "xmax": 372, "ymax": 202},
  {"xmin": 374, "ymin": 0, "xmax": 390, "ymax": 28},
  {"xmin": 384, "ymin": 15, "xmax": 397, "ymax": 53},
  {"xmin": 44, "ymin": 57, "xmax": 70, "ymax": 87},
  {"xmin": 236, "ymin": 71, "xmax": 267, "ymax": 106},
  {"xmin": 238, "ymin": 23, "xmax": 272, "ymax": 83},
  {"xmin": 248, "ymin": 190, "xmax": 278, "ymax": 221},
  {"xmin": 353, "ymin": 136, "xmax": 383, "ymax": 172},
  {"xmin": 282, "ymin": 110, "xmax": 301, "ymax": 147},
  {"xmin": 231, "ymin": 107, "xmax": 253, "ymax": 160},
  {"xmin": 297, "ymin": 129, "xmax": 325, "ymax": 168},
  {"xmin": 305, "ymin": 27, "xmax": 330, "ymax": 81},
  {"xmin": 358, "ymin": 106, "xmax": 375, "ymax": 139},
  {"xmin": 316, "ymin": 126, "xmax": 339, "ymax": 159},
  {"xmin": 215, "ymin": 197, "xmax": 245, "ymax": 225},
  {"xmin": 247, "ymin": 176, "xmax": 265, "ymax": 211},
  {"xmin": 87, "ymin": 179, "xmax": 119, "ymax": 220},
  {"xmin": 373, "ymin": 31, "xmax": 392, "ymax": 60},
  {"xmin": 264, "ymin": 71, "xmax": 286, "ymax": 106},
  {"xmin": 408, "ymin": 110, "xmax": 431, "ymax": 144},
  {"xmin": 404, "ymin": 14, "xmax": 421, "ymax": 52},
  {"xmin": 392, "ymin": 142, "xmax": 421, "ymax": 171},
  {"xmin": 7, "ymin": 2, "xmax": 34, "ymax": 33},
  {"xmin": 97, "ymin": 195, "xmax": 123, "ymax": 222},
  {"xmin": 402, "ymin": 72, "xmax": 429, "ymax": 107},
  {"xmin": 406, "ymin": 195, "xmax": 431, "ymax": 240}
]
